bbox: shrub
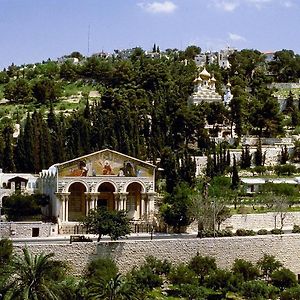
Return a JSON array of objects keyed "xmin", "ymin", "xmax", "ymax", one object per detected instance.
[
  {"xmin": 85, "ymin": 258, "xmax": 118, "ymax": 283},
  {"xmin": 292, "ymin": 225, "xmax": 300, "ymax": 233},
  {"xmin": 232, "ymin": 259, "xmax": 260, "ymax": 281},
  {"xmin": 257, "ymin": 229, "xmax": 269, "ymax": 235},
  {"xmin": 176, "ymin": 284, "xmax": 220, "ymax": 300},
  {"xmin": 0, "ymin": 238, "xmax": 13, "ymax": 264},
  {"xmin": 205, "ymin": 268, "xmax": 239, "ymax": 294},
  {"xmin": 281, "ymin": 285, "xmax": 300, "ymax": 300},
  {"xmin": 240, "ymin": 280, "xmax": 279, "ymax": 300},
  {"xmin": 189, "ymin": 255, "xmax": 217, "ymax": 283},
  {"xmin": 168, "ymin": 263, "xmax": 198, "ymax": 286},
  {"xmin": 130, "ymin": 265, "xmax": 163, "ymax": 290},
  {"xmin": 271, "ymin": 268, "xmax": 298, "ymax": 290},
  {"xmin": 143, "ymin": 256, "xmax": 171, "ymax": 275},
  {"xmin": 216, "ymin": 229, "xmax": 234, "ymax": 237},
  {"xmin": 257, "ymin": 254, "xmax": 283, "ymax": 280},
  {"xmin": 271, "ymin": 228, "xmax": 284, "ymax": 235},
  {"xmin": 236, "ymin": 228, "xmax": 256, "ymax": 236},
  {"xmin": 274, "ymin": 164, "xmax": 297, "ymax": 176}
]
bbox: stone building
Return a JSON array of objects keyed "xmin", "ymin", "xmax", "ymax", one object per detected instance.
[
  {"xmin": 0, "ymin": 149, "xmax": 157, "ymax": 234},
  {"xmin": 39, "ymin": 149, "xmax": 157, "ymax": 228}
]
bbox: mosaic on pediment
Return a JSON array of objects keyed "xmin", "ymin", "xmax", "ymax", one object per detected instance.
[{"xmin": 58, "ymin": 151, "xmax": 154, "ymax": 178}]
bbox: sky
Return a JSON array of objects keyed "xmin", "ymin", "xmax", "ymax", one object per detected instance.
[{"xmin": 0, "ymin": 0, "xmax": 299, "ymax": 70}]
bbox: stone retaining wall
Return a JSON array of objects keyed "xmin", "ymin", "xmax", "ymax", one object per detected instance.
[
  {"xmin": 13, "ymin": 243, "xmax": 98, "ymax": 275},
  {"xmin": 1, "ymin": 222, "xmax": 58, "ymax": 238},
  {"xmin": 221, "ymin": 212, "xmax": 300, "ymax": 231},
  {"xmin": 12, "ymin": 235, "xmax": 300, "ymax": 276},
  {"xmin": 97, "ymin": 235, "xmax": 300, "ymax": 275}
]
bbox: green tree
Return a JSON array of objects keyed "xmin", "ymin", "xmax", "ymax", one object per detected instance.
[
  {"xmin": 280, "ymin": 145, "xmax": 289, "ymax": 164},
  {"xmin": 2, "ymin": 247, "xmax": 68, "ymax": 300},
  {"xmin": 2, "ymin": 125, "xmax": 16, "ymax": 173},
  {"xmin": 232, "ymin": 259, "xmax": 260, "ymax": 282},
  {"xmin": 257, "ymin": 254, "xmax": 283, "ymax": 281},
  {"xmin": 0, "ymin": 238, "xmax": 13, "ymax": 265},
  {"xmin": 240, "ymin": 280, "xmax": 279, "ymax": 300},
  {"xmin": 240, "ymin": 145, "xmax": 252, "ymax": 169},
  {"xmin": 4, "ymin": 78, "xmax": 32, "ymax": 103},
  {"xmin": 3, "ymin": 193, "xmax": 48, "ymax": 221},
  {"xmin": 188, "ymin": 254, "xmax": 217, "ymax": 283},
  {"xmin": 160, "ymin": 182, "xmax": 194, "ymax": 233},
  {"xmin": 183, "ymin": 45, "xmax": 201, "ymax": 60},
  {"xmin": 254, "ymin": 138, "xmax": 265, "ymax": 166},
  {"xmin": 231, "ymin": 155, "xmax": 239, "ymax": 190},
  {"xmin": 83, "ymin": 208, "xmax": 131, "ymax": 241},
  {"xmin": 32, "ymin": 77, "xmax": 61, "ymax": 104},
  {"xmin": 271, "ymin": 268, "xmax": 297, "ymax": 290}
]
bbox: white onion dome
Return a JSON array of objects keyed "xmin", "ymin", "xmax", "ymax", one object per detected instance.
[{"xmin": 193, "ymin": 76, "xmax": 203, "ymax": 83}]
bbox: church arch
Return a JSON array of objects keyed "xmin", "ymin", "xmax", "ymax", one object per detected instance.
[
  {"xmin": 126, "ymin": 182, "xmax": 143, "ymax": 219},
  {"xmin": 65, "ymin": 180, "xmax": 88, "ymax": 194},
  {"xmin": 124, "ymin": 180, "xmax": 146, "ymax": 193},
  {"xmin": 68, "ymin": 182, "xmax": 87, "ymax": 221},
  {"xmin": 97, "ymin": 182, "xmax": 116, "ymax": 210}
]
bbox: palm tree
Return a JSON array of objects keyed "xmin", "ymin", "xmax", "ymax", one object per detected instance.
[
  {"xmin": 87, "ymin": 273, "xmax": 138, "ymax": 300},
  {"xmin": 3, "ymin": 247, "xmax": 68, "ymax": 300}
]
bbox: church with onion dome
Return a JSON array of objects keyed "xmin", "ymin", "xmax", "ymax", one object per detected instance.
[{"xmin": 189, "ymin": 67, "xmax": 223, "ymax": 105}]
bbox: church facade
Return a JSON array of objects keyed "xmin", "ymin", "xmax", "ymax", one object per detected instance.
[{"xmin": 39, "ymin": 149, "xmax": 157, "ymax": 224}]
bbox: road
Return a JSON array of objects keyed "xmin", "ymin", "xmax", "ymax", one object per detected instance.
[{"xmin": 11, "ymin": 232, "xmax": 198, "ymax": 245}]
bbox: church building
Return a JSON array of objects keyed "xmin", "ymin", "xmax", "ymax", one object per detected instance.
[
  {"xmin": 0, "ymin": 149, "xmax": 157, "ymax": 233},
  {"xmin": 39, "ymin": 149, "xmax": 157, "ymax": 226}
]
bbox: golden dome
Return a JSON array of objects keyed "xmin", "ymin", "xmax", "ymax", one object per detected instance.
[{"xmin": 199, "ymin": 68, "xmax": 211, "ymax": 79}]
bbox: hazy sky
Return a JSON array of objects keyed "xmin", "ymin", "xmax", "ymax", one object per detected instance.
[{"xmin": 0, "ymin": 0, "xmax": 299, "ymax": 69}]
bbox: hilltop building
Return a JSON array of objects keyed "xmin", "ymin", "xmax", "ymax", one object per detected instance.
[{"xmin": 194, "ymin": 47, "xmax": 236, "ymax": 69}]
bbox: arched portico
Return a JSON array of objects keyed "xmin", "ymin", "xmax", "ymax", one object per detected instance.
[
  {"xmin": 97, "ymin": 182, "xmax": 116, "ymax": 210},
  {"xmin": 68, "ymin": 182, "xmax": 87, "ymax": 221},
  {"xmin": 126, "ymin": 182, "xmax": 143, "ymax": 219}
]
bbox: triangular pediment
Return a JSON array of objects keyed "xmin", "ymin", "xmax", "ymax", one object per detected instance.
[{"xmin": 57, "ymin": 149, "xmax": 155, "ymax": 178}]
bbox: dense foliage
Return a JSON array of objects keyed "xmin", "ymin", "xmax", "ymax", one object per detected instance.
[{"xmin": 1, "ymin": 246, "xmax": 300, "ymax": 300}]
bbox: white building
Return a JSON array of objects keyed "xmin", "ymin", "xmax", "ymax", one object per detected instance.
[{"xmin": 189, "ymin": 68, "xmax": 223, "ymax": 105}]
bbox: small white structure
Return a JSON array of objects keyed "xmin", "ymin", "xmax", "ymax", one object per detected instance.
[
  {"xmin": 241, "ymin": 177, "xmax": 300, "ymax": 194},
  {"xmin": 0, "ymin": 170, "xmax": 39, "ymax": 215},
  {"xmin": 224, "ymin": 81, "xmax": 233, "ymax": 106}
]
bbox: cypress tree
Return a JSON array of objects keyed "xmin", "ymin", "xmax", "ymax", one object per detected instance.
[
  {"xmin": 2, "ymin": 125, "xmax": 16, "ymax": 172},
  {"xmin": 241, "ymin": 145, "xmax": 252, "ymax": 169},
  {"xmin": 254, "ymin": 139, "xmax": 264, "ymax": 167},
  {"xmin": 23, "ymin": 113, "xmax": 35, "ymax": 172},
  {"xmin": 231, "ymin": 155, "xmax": 239, "ymax": 190},
  {"xmin": 280, "ymin": 145, "xmax": 289, "ymax": 165}
]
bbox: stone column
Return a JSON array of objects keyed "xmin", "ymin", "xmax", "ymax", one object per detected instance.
[
  {"xmin": 141, "ymin": 193, "xmax": 148, "ymax": 219},
  {"xmin": 90, "ymin": 193, "xmax": 99, "ymax": 210},
  {"xmin": 113, "ymin": 192, "xmax": 120, "ymax": 210},
  {"xmin": 146, "ymin": 192, "xmax": 156, "ymax": 220},
  {"xmin": 136, "ymin": 195, "xmax": 141, "ymax": 219},
  {"xmin": 65, "ymin": 194, "xmax": 69, "ymax": 222},
  {"xmin": 119, "ymin": 192, "xmax": 128, "ymax": 211},
  {"xmin": 61, "ymin": 196, "xmax": 65, "ymax": 222},
  {"xmin": 57, "ymin": 192, "xmax": 70, "ymax": 222},
  {"xmin": 84, "ymin": 193, "xmax": 91, "ymax": 216}
]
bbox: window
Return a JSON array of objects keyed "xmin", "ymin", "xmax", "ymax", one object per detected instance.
[{"xmin": 32, "ymin": 228, "xmax": 39, "ymax": 237}]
